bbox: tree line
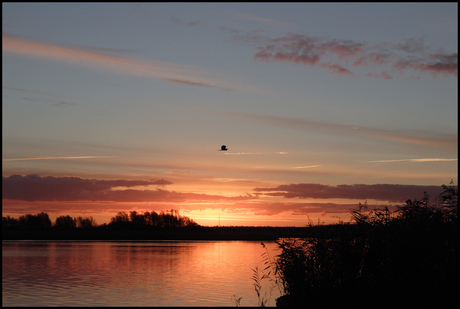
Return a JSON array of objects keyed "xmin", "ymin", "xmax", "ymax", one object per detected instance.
[
  {"xmin": 2, "ymin": 209, "xmax": 199, "ymax": 230},
  {"xmin": 109, "ymin": 209, "xmax": 199, "ymax": 229}
]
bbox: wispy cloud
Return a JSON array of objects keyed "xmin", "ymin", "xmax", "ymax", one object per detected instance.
[
  {"xmin": 224, "ymin": 152, "xmax": 263, "ymax": 155},
  {"xmin": 228, "ymin": 32, "xmax": 457, "ymax": 78},
  {"xmin": 3, "ymin": 86, "xmax": 77, "ymax": 106},
  {"xmin": 2, "ymin": 33, "xmax": 255, "ymax": 92},
  {"xmin": 51, "ymin": 101, "xmax": 77, "ymax": 107},
  {"xmin": 200, "ymin": 109, "xmax": 457, "ymax": 150},
  {"xmin": 290, "ymin": 165, "xmax": 321, "ymax": 169},
  {"xmin": 233, "ymin": 11, "xmax": 293, "ymax": 26},
  {"xmin": 3, "ymin": 86, "xmax": 62, "ymax": 98},
  {"xmin": 170, "ymin": 17, "xmax": 203, "ymax": 27},
  {"xmin": 223, "ymin": 151, "xmax": 288, "ymax": 155},
  {"xmin": 3, "ymin": 156, "xmax": 115, "ymax": 162},
  {"xmin": 368, "ymin": 158, "xmax": 458, "ymax": 163}
]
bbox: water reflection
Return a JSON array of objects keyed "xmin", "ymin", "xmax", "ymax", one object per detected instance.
[{"xmin": 2, "ymin": 241, "xmax": 280, "ymax": 306}]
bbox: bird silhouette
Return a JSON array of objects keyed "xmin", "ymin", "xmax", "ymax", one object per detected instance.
[{"xmin": 219, "ymin": 145, "xmax": 228, "ymax": 151}]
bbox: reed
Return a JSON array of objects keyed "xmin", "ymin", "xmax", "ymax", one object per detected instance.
[
  {"xmin": 250, "ymin": 242, "xmax": 284, "ymax": 307},
  {"xmin": 231, "ymin": 295, "xmax": 242, "ymax": 307},
  {"xmin": 270, "ymin": 182, "xmax": 458, "ymax": 306}
]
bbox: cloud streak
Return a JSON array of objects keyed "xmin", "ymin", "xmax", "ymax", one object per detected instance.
[
  {"xmin": 3, "ymin": 156, "xmax": 115, "ymax": 162},
  {"xmin": 290, "ymin": 165, "xmax": 321, "ymax": 169},
  {"xmin": 233, "ymin": 11, "xmax": 293, "ymax": 26},
  {"xmin": 224, "ymin": 152, "xmax": 263, "ymax": 155},
  {"xmin": 3, "ymin": 174, "xmax": 447, "ymax": 205},
  {"xmin": 2, "ymin": 175, "xmax": 451, "ymax": 219},
  {"xmin": 229, "ymin": 32, "xmax": 457, "ymax": 78},
  {"xmin": 2, "ymin": 33, "xmax": 253, "ymax": 92},
  {"xmin": 226, "ymin": 201, "xmax": 395, "ymax": 216},
  {"xmin": 3, "ymin": 86, "xmax": 63, "ymax": 98},
  {"xmin": 201, "ymin": 109, "xmax": 457, "ymax": 150},
  {"xmin": 368, "ymin": 158, "xmax": 457, "ymax": 163},
  {"xmin": 254, "ymin": 183, "xmax": 445, "ymax": 202}
]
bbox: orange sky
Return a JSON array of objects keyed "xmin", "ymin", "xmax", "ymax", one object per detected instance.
[
  {"xmin": 2, "ymin": 3, "xmax": 457, "ymax": 226},
  {"xmin": 2, "ymin": 171, "xmax": 452, "ymax": 226}
]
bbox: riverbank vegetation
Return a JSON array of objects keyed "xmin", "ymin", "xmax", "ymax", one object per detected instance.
[
  {"xmin": 2, "ymin": 209, "xmax": 322, "ymax": 240},
  {"xmin": 256, "ymin": 181, "xmax": 458, "ymax": 306},
  {"xmin": 2, "ymin": 209, "xmax": 199, "ymax": 230},
  {"xmin": 2, "ymin": 209, "xmax": 205, "ymax": 240}
]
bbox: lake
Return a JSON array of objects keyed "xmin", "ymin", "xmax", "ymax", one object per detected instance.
[{"xmin": 2, "ymin": 241, "xmax": 282, "ymax": 307}]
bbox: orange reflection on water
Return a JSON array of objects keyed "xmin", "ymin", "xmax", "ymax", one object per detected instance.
[{"xmin": 3, "ymin": 241, "xmax": 281, "ymax": 306}]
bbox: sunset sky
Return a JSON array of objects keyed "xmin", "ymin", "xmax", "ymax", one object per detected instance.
[{"xmin": 2, "ymin": 3, "xmax": 457, "ymax": 226}]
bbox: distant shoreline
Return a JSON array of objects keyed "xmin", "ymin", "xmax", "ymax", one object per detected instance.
[{"xmin": 2, "ymin": 225, "xmax": 351, "ymax": 241}]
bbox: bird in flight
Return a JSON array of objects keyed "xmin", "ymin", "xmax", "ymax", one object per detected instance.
[{"xmin": 219, "ymin": 145, "xmax": 228, "ymax": 151}]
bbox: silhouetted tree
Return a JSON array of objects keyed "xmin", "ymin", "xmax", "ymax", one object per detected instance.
[
  {"xmin": 19, "ymin": 212, "xmax": 51, "ymax": 229},
  {"xmin": 2, "ymin": 216, "xmax": 19, "ymax": 229},
  {"xmin": 76, "ymin": 216, "xmax": 97, "ymax": 228},
  {"xmin": 3, "ymin": 209, "xmax": 199, "ymax": 232},
  {"xmin": 143, "ymin": 211, "xmax": 157, "ymax": 227},
  {"xmin": 110, "ymin": 211, "xmax": 130, "ymax": 227},
  {"xmin": 54, "ymin": 215, "xmax": 77, "ymax": 229},
  {"xmin": 107, "ymin": 209, "xmax": 198, "ymax": 229},
  {"xmin": 130, "ymin": 211, "xmax": 147, "ymax": 227},
  {"xmin": 17, "ymin": 212, "xmax": 52, "ymax": 229}
]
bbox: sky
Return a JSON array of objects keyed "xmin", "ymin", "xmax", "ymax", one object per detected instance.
[{"xmin": 2, "ymin": 3, "xmax": 458, "ymax": 227}]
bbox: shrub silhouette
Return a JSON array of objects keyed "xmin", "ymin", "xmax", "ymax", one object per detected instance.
[{"xmin": 275, "ymin": 182, "xmax": 458, "ymax": 306}]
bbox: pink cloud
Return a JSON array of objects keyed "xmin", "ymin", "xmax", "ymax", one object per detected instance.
[
  {"xmin": 395, "ymin": 37, "xmax": 432, "ymax": 54},
  {"xmin": 393, "ymin": 53, "xmax": 458, "ymax": 77},
  {"xmin": 366, "ymin": 70, "xmax": 393, "ymax": 80},
  {"xmin": 254, "ymin": 49, "xmax": 320, "ymax": 65},
  {"xmin": 320, "ymin": 63, "xmax": 354, "ymax": 76},
  {"xmin": 2, "ymin": 33, "xmax": 257, "ymax": 92},
  {"xmin": 254, "ymin": 34, "xmax": 322, "ymax": 65},
  {"xmin": 354, "ymin": 52, "xmax": 394, "ymax": 67},
  {"xmin": 320, "ymin": 40, "xmax": 365, "ymax": 61},
  {"xmin": 236, "ymin": 32, "xmax": 457, "ymax": 79}
]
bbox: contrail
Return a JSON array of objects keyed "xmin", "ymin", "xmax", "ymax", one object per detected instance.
[
  {"xmin": 368, "ymin": 158, "xmax": 457, "ymax": 163},
  {"xmin": 3, "ymin": 156, "xmax": 115, "ymax": 161}
]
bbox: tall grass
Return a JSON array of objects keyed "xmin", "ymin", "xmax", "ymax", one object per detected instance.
[
  {"xmin": 270, "ymin": 183, "xmax": 458, "ymax": 306},
  {"xmin": 231, "ymin": 295, "xmax": 242, "ymax": 307},
  {"xmin": 251, "ymin": 243, "xmax": 284, "ymax": 307}
]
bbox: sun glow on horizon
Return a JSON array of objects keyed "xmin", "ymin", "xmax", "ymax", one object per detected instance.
[{"xmin": 2, "ymin": 3, "xmax": 457, "ymax": 228}]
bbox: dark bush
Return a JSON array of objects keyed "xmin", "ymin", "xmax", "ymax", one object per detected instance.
[{"xmin": 275, "ymin": 182, "xmax": 458, "ymax": 306}]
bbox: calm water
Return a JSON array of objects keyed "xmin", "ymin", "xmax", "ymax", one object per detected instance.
[{"xmin": 2, "ymin": 241, "xmax": 282, "ymax": 307}]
